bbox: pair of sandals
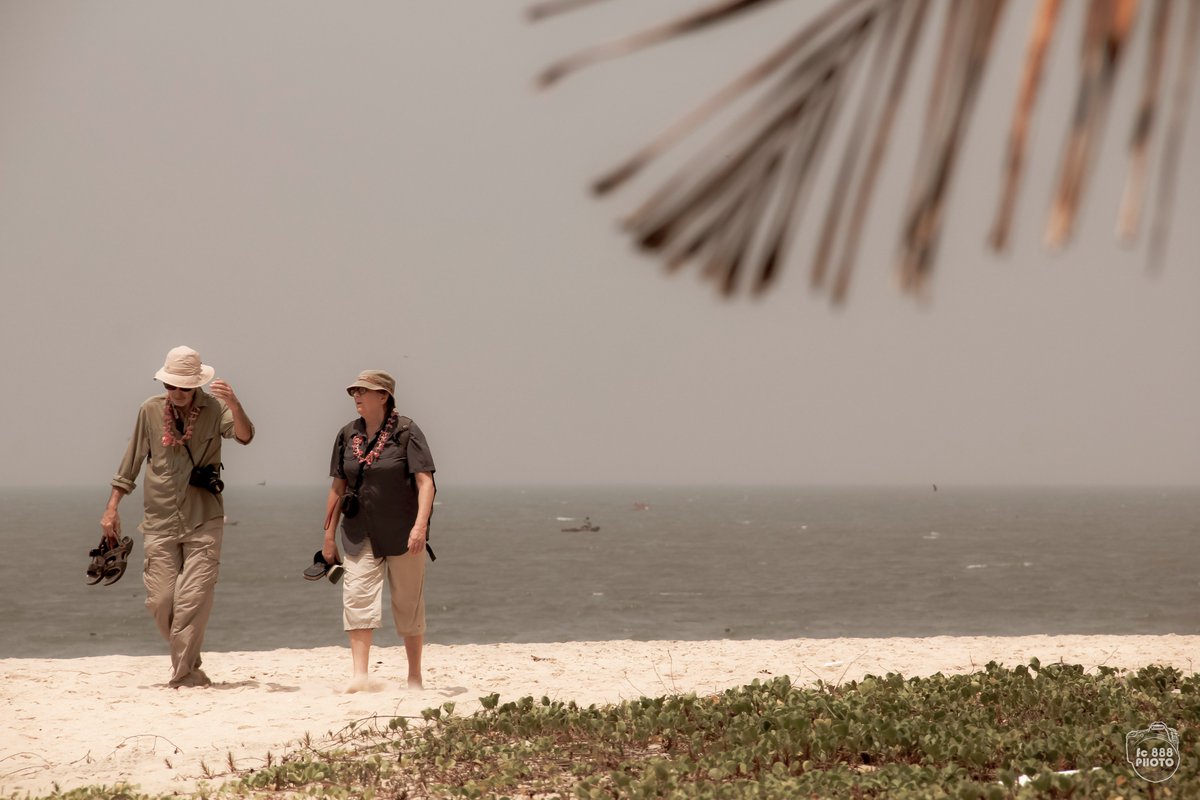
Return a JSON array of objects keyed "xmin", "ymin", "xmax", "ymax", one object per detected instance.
[
  {"xmin": 86, "ymin": 535, "xmax": 134, "ymax": 585},
  {"xmin": 303, "ymin": 550, "xmax": 344, "ymax": 584}
]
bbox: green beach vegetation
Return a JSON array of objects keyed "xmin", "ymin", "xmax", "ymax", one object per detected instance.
[{"xmin": 30, "ymin": 660, "xmax": 1197, "ymax": 799}]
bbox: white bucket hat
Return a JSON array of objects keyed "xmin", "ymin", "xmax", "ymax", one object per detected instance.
[{"xmin": 154, "ymin": 345, "xmax": 215, "ymax": 388}]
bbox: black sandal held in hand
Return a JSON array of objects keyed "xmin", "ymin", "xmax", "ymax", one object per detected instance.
[
  {"xmin": 86, "ymin": 535, "xmax": 133, "ymax": 586},
  {"xmin": 103, "ymin": 537, "xmax": 134, "ymax": 585},
  {"xmin": 303, "ymin": 550, "xmax": 343, "ymax": 584},
  {"xmin": 85, "ymin": 536, "xmax": 109, "ymax": 585}
]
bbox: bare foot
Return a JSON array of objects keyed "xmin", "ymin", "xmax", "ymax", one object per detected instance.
[
  {"xmin": 408, "ymin": 676, "xmax": 423, "ymax": 690},
  {"xmin": 346, "ymin": 676, "xmax": 388, "ymax": 694}
]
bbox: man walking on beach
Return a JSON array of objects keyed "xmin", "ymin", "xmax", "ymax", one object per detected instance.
[{"xmin": 99, "ymin": 346, "xmax": 254, "ymax": 688}]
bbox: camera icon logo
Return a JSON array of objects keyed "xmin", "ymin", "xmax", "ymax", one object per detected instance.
[{"xmin": 1126, "ymin": 722, "xmax": 1180, "ymax": 782}]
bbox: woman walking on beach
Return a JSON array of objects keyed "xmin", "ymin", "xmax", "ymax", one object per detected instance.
[{"xmin": 323, "ymin": 370, "xmax": 436, "ymax": 692}]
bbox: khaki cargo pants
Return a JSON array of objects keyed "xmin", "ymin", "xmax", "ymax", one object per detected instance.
[{"xmin": 143, "ymin": 518, "xmax": 224, "ymax": 687}]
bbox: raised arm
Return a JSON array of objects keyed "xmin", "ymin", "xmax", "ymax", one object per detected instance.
[{"xmin": 210, "ymin": 379, "xmax": 254, "ymax": 444}]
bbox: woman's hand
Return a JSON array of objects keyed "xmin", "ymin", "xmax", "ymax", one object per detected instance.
[
  {"xmin": 322, "ymin": 534, "xmax": 339, "ymax": 565},
  {"xmin": 407, "ymin": 523, "xmax": 427, "ymax": 555}
]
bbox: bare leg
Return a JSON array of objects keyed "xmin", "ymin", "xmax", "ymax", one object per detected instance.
[
  {"xmin": 404, "ymin": 634, "xmax": 423, "ymax": 688},
  {"xmin": 347, "ymin": 628, "xmax": 373, "ymax": 693}
]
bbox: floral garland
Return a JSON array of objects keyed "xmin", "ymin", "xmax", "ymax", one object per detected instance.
[
  {"xmin": 351, "ymin": 411, "xmax": 398, "ymax": 466},
  {"xmin": 162, "ymin": 401, "xmax": 201, "ymax": 447}
]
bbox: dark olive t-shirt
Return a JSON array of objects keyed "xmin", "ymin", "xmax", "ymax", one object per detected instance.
[{"xmin": 330, "ymin": 416, "xmax": 435, "ymax": 557}]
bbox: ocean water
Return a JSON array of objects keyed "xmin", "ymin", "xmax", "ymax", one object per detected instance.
[{"xmin": 3, "ymin": 485, "xmax": 1198, "ymax": 660}]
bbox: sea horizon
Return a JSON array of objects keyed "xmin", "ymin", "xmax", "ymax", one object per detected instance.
[{"xmin": 3, "ymin": 484, "xmax": 1197, "ymax": 660}]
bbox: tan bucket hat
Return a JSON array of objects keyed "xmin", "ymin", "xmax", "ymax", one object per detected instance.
[
  {"xmin": 154, "ymin": 345, "xmax": 215, "ymax": 388},
  {"xmin": 346, "ymin": 370, "xmax": 395, "ymax": 398}
]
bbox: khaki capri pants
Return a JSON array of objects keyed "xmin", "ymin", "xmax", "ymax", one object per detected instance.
[{"xmin": 342, "ymin": 539, "xmax": 426, "ymax": 636}]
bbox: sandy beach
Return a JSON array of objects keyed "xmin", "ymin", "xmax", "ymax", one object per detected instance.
[{"xmin": 2, "ymin": 636, "xmax": 1197, "ymax": 797}]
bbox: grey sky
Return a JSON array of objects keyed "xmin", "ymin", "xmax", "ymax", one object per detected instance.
[{"xmin": 1, "ymin": 0, "xmax": 1197, "ymax": 487}]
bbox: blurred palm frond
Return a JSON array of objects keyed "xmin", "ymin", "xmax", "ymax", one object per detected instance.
[{"xmin": 533, "ymin": 0, "xmax": 1200, "ymax": 303}]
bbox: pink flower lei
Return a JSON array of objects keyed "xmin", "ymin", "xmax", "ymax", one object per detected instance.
[
  {"xmin": 351, "ymin": 411, "xmax": 398, "ymax": 466},
  {"xmin": 162, "ymin": 401, "xmax": 201, "ymax": 447}
]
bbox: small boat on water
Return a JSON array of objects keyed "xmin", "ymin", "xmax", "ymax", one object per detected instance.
[{"xmin": 561, "ymin": 517, "xmax": 600, "ymax": 532}]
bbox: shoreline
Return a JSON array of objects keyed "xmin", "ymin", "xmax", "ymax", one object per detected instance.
[{"xmin": 3, "ymin": 636, "xmax": 1198, "ymax": 797}]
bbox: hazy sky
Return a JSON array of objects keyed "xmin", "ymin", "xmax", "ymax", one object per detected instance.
[{"xmin": 1, "ymin": 0, "xmax": 1197, "ymax": 488}]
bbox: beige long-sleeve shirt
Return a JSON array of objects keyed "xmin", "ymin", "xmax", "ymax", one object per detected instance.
[{"xmin": 112, "ymin": 389, "xmax": 254, "ymax": 534}]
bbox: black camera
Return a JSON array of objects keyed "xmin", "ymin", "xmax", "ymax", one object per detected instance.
[
  {"xmin": 340, "ymin": 491, "xmax": 359, "ymax": 518},
  {"xmin": 189, "ymin": 463, "xmax": 224, "ymax": 495}
]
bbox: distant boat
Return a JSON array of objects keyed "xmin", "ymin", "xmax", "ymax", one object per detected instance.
[
  {"xmin": 257, "ymin": 480, "xmax": 267, "ymax": 486},
  {"xmin": 633, "ymin": 502, "xmax": 650, "ymax": 511},
  {"xmin": 223, "ymin": 515, "xmax": 239, "ymax": 526},
  {"xmin": 561, "ymin": 516, "xmax": 600, "ymax": 532}
]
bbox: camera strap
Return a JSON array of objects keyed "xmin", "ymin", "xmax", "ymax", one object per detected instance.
[
  {"xmin": 183, "ymin": 442, "xmax": 223, "ymax": 477},
  {"xmin": 348, "ymin": 457, "xmax": 367, "ymax": 497},
  {"xmin": 346, "ymin": 427, "xmax": 383, "ymax": 498}
]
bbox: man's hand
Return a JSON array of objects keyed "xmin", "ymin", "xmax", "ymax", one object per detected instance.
[
  {"xmin": 100, "ymin": 507, "xmax": 121, "ymax": 545},
  {"xmin": 211, "ymin": 378, "xmax": 254, "ymax": 443},
  {"xmin": 209, "ymin": 379, "xmax": 240, "ymax": 408}
]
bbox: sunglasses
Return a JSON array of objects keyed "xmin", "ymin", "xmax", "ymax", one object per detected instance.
[
  {"xmin": 347, "ymin": 386, "xmax": 387, "ymax": 397},
  {"xmin": 163, "ymin": 384, "xmax": 195, "ymax": 393}
]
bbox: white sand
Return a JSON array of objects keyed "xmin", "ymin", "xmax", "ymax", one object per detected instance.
[{"xmin": 2, "ymin": 636, "xmax": 1197, "ymax": 797}]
